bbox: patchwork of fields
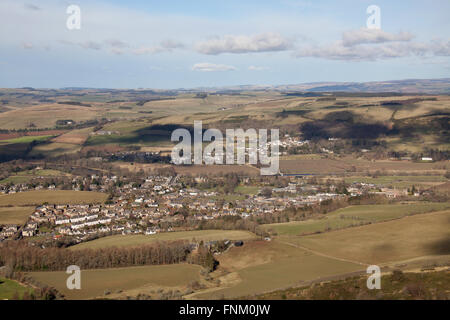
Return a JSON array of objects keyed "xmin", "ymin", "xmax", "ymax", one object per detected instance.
[{"xmin": 4, "ymin": 205, "xmax": 449, "ymax": 300}]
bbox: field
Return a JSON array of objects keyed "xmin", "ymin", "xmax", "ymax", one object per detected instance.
[
  {"xmin": 51, "ymin": 127, "xmax": 93, "ymax": 145},
  {"xmin": 0, "ymin": 206, "xmax": 35, "ymax": 224},
  {"xmin": 191, "ymin": 209, "xmax": 450, "ymax": 299},
  {"xmin": 0, "ymin": 190, "xmax": 107, "ymax": 206},
  {"xmin": 29, "ymin": 142, "xmax": 83, "ymax": 158},
  {"xmin": 0, "ymin": 135, "xmax": 55, "ymax": 145},
  {"xmin": 0, "ymin": 278, "xmax": 34, "ymax": 300},
  {"xmin": 263, "ymin": 202, "xmax": 450, "ymax": 236},
  {"xmin": 0, "ymin": 169, "xmax": 70, "ymax": 184},
  {"xmin": 341, "ymin": 175, "xmax": 448, "ymax": 188},
  {"xmin": 0, "ymin": 104, "xmax": 100, "ymax": 129},
  {"xmin": 280, "ymin": 158, "xmax": 448, "ymax": 175},
  {"xmin": 28, "ymin": 264, "xmax": 202, "ymax": 300},
  {"xmin": 279, "ymin": 210, "xmax": 450, "ymax": 265},
  {"xmin": 71, "ymin": 230, "xmax": 257, "ymax": 250},
  {"xmin": 252, "ymin": 270, "xmax": 450, "ymax": 300},
  {"xmin": 112, "ymin": 162, "xmax": 260, "ymax": 176},
  {"xmin": 191, "ymin": 240, "xmax": 362, "ymax": 299}
]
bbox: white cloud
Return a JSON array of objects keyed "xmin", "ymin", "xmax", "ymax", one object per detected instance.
[
  {"xmin": 294, "ymin": 27, "xmax": 450, "ymax": 61},
  {"xmin": 105, "ymin": 39, "xmax": 129, "ymax": 48},
  {"xmin": 248, "ymin": 65, "xmax": 268, "ymax": 71},
  {"xmin": 196, "ymin": 32, "xmax": 292, "ymax": 55},
  {"xmin": 133, "ymin": 40, "xmax": 184, "ymax": 55},
  {"xmin": 342, "ymin": 28, "xmax": 414, "ymax": 47},
  {"xmin": 295, "ymin": 42, "xmax": 429, "ymax": 61},
  {"xmin": 192, "ymin": 62, "xmax": 237, "ymax": 72},
  {"xmin": 24, "ymin": 3, "xmax": 41, "ymax": 11},
  {"xmin": 80, "ymin": 41, "xmax": 102, "ymax": 50},
  {"xmin": 22, "ymin": 42, "xmax": 33, "ymax": 49}
]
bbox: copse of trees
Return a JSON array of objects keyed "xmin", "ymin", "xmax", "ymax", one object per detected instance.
[{"xmin": 0, "ymin": 240, "xmax": 216, "ymax": 272}]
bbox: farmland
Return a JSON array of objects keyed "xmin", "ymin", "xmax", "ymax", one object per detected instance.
[
  {"xmin": 0, "ymin": 206, "xmax": 35, "ymax": 224},
  {"xmin": 278, "ymin": 210, "xmax": 450, "ymax": 265},
  {"xmin": 71, "ymin": 230, "xmax": 257, "ymax": 250},
  {"xmin": 0, "ymin": 190, "xmax": 107, "ymax": 206},
  {"xmin": 0, "ymin": 169, "xmax": 70, "ymax": 184},
  {"xmin": 0, "ymin": 86, "xmax": 448, "ymax": 301},
  {"xmin": 191, "ymin": 240, "xmax": 363, "ymax": 299},
  {"xmin": 189, "ymin": 209, "xmax": 450, "ymax": 299},
  {"xmin": 263, "ymin": 202, "xmax": 450, "ymax": 236},
  {"xmin": 28, "ymin": 264, "xmax": 202, "ymax": 300},
  {"xmin": 0, "ymin": 278, "xmax": 35, "ymax": 300}
]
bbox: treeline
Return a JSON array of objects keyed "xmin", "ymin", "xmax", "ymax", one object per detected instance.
[
  {"xmin": 389, "ymin": 148, "xmax": 450, "ymax": 161},
  {"xmin": 0, "ymin": 240, "xmax": 213, "ymax": 272}
]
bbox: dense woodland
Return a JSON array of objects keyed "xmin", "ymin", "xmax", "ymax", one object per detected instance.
[{"xmin": 0, "ymin": 240, "xmax": 216, "ymax": 272}]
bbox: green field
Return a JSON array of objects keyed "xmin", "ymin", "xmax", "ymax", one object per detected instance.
[
  {"xmin": 0, "ymin": 135, "xmax": 55, "ymax": 145},
  {"xmin": 0, "ymin": 278, "xmax": 34, "ymax": 300},
  {"xmin": 234, "ymin": 185, "xmax": 260, "ymax": 195},
  {"xmin": 28, "ymin": 264, "xmax": 202, "ymax": 299},
  {"xmin": 280, "ymin": 210, "xmax": 450, "ymax": 265},
  {"xmin": 0, "ymin": 169, "xmax": 69, "ymax": 184},
  {"xmin": 71, "ymin": 230, "xmax": 257, "ymax": 250},
  {"xmin": 0, "ymin": 206, "xmax": 35, "ymax": 224},
  {"xmin": 263, "ymin": 203, "xmax": 450, "ymax": 236},
  {"xmin": 0, "ymin": 190, "xmax": 107, "ymax": 206},
  {"xmin": 192, "ymin": 240, "xmax": 362, "ymax": 299}
]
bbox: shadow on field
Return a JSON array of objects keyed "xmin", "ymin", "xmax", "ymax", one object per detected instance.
[
  {"xmin": 426, "ymin": 236, "xmax": 450, "ymax": 255},
  {"xmin": 425, "ymin": 215, "xmax": 450, "ymax": 255}
]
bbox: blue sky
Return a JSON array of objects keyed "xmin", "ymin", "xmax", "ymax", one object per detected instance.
[{"xmin": 0, "ymin": 0, "xmax": 449, "ymax": 88}]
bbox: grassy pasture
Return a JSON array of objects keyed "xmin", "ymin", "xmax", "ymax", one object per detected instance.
[
  {"xmin": 280, "ymin": 210, "xmax": 450, "ymax": 265},
  {"xmin": 0, "ymin": 190, "xmax": 107, "ymax": 207},
  {"xmin": 51, "ymin": 127, "xmax": 93, "ymax": 145},
  {"xmin": 71, "ymin": 230, "xmax": 257, "ymax": 250},
  {"xmin": 234, "ymin": 185, "xmax": 260, "ymax": 195},
  {"xmin": 29, "ymin": 142, "xmax": 82, "ymax": 157},
  {"xmin": 0, "ymin": 278, "xmax": 34, "ymax": 300},
  {"xmin": 0, "ymin": 206, "xmax": 35, "ymax": 224},
  {"xmin": 281, "ymin": 157, "xmax": 448, "ymax": 175},
  {"xmin": 0, "ymin": 104, "xmax": 100, "ymax": 129},
  {"xmin": 0, "ymin": 169, "xmax": 69, "ymax": 184},
  {"xmin": 28, "ymin": 264, "xmax": 202, "ymax": 300},
  {"xmin": 263, "ymin": 203, "xmax": 450, "ymax": 236},
  {"xmin": 192, "ymin": 240, "xmax": 362, "ymax": 299},
  {"xmin": 0, "ymin": 135, "xmax": 55, "ymax": 145}
]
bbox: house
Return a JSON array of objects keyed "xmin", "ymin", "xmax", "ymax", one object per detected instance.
[
  {"xmin": 55, "ymin": 217, "xmax": 70, "ymax": 225},
  {"xmin": 22, "ymin": 228, "xmax": 35, "ymax": 237}
]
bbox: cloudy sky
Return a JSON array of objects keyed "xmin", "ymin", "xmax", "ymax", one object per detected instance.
[{"xmin": 0, "ymin": 0, "xmax": 449, "ymax": 88}]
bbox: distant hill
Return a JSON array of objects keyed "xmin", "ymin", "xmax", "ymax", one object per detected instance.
[
  {"xmin": 189, "ymin": 78, "xmax": 450, "ymax": 94},
  {"xmin": 276, "ymin": 78, "xmax": 450, "ymax": 94}
]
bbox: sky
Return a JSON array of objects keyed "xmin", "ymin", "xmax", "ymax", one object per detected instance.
[{"xmin": 0, "ymin": 0, "xmax": 449, "ymax": 89}]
